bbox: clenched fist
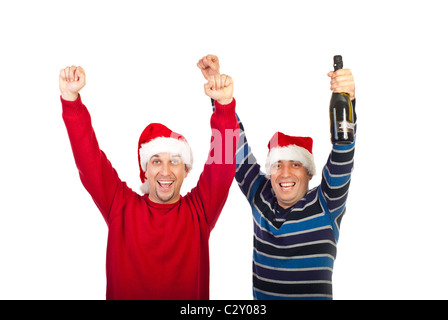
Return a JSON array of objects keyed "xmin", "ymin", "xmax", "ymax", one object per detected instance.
[
  {"xmin": 59, "ymin": 66, "xmax": 86, "ymax": 101},
  {"xmin": 204, "ymin": 74, "xmax": 233, "ymax": 105},
  {"xmin": 197, "ymin": 54, "xmax": 220, "ymax": 80}
]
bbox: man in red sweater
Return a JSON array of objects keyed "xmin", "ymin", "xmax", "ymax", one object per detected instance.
[{"xmin": 59, "ymin": 65, "xmax": 239, "ymax": 300}]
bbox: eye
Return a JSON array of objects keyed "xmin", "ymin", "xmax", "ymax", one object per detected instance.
[
  {"xmin": 291, "ymin": 162, "xmax": 302, "ymax": 168},
  {"xmin": 152, "ymin": 159, "xmax": 161, "ymax": 165},
  {"xmin": 271, "ymin": 162, "xmax": 281, "ymax": 169},
  {"xmin": 170, "ymin": 156, "xmax": 183, "ymax": 165}
]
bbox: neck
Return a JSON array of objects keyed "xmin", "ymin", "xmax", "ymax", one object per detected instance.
[{"xmin": 277, "ymin": 201, "xmax": 293, "ymax": 210}]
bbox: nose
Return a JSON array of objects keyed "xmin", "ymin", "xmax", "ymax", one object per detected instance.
[
  {"xmin": 159, "ymin": 162, "xmax": 171, "ymax": 176},
  {"xmin": 278, "ymin": 164, "xmax": 291, "ymax": 178}
]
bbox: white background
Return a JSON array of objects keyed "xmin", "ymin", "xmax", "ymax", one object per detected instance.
[{"xmin": 1, "ymin": 0, "xmax": 447, "ymax": 299}]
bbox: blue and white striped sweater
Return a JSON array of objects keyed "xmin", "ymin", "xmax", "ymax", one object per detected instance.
[{"xmin": 235, "ymin": 103, "xmax": 356, "ymax": 300}]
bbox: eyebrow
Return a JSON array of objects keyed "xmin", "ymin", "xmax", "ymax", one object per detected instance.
[
  {"xmin": 272, "ymin": 160, "xmax": 302, "ymax": 164},
  {"xmin": 150, "ymin": 154, "xmax": 182, "ymax": 159}
]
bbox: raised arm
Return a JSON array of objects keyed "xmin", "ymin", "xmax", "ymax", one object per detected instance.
[
  {"xmin": 320, "ymin": 68, "xmax": 357, "ymax": 240},
  {"xmin": 60, "ymin": 66, "xmax": 129, "ymax": 225},
  {"xmin": 197, "ymin": 55, "xmax": 266, "ymax": 205},
  {"xmin": 190, "ymin": 70, "xmax": 239, "ymax": 230},
  {"xmin": 234, "ymin": 115, "xmax": 266, "ymax": 204}
]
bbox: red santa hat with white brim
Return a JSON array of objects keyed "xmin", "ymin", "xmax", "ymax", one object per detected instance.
[
  {"xmin": 138, "ymin": 123, "xmax": 193, "ymax": 194},
  {"xmin": 265, "ymin": 132, "xmax": 316, "ymax": 176}
]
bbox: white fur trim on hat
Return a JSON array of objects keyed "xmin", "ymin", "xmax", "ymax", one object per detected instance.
[
  {"xmin": 140, "ymin": 181, "xmax": 150, "ymax": 194},
  {"xmin": 265, "ymin": 145, "xmax": 316, "ymax": 176},
  {"xmin": 139, "ymin": 136, "xmax": 193, "ymax": 173}
]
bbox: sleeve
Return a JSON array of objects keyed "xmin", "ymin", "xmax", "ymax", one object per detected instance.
[
  {"xmin": 190, "ymin": 98, "xmax": 240, "ymax": 231},
  {"xmin": 61, "ymin": 95, "xmax": 131, "ymax": 225},
  {"xmin": 319, "ymin": 99, "xmax": 357, "ymax": 240},
  {"xmin": 234, "ymin": 113, "xmax": 268, "ymax": 205}
]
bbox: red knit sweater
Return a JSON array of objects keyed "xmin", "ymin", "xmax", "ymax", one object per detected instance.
[{"xmin": 62, "ymin": 96, "xmax": 238, "ymax": 300}]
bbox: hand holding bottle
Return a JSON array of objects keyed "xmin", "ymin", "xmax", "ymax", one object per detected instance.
[
  {"xmin": 329, "ymin": 56, "xmax": 355, "ymax": 144},
  {"xmin": 327, "ymin": 68, "xmax": 355, "ymax": 101}
]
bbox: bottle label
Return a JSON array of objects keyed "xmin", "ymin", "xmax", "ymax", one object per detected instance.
[{"xmin": 338, "ymin": 121, "xmax": 355, "ymax": 131}]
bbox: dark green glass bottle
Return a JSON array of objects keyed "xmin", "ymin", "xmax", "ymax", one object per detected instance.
[{"xmin": 329, "ymin": 55, "xmax": 354, "ymax": 144}]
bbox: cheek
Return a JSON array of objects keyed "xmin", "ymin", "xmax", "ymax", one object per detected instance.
[
  {"xmin": 270, "ymin": 171, "xmax": 280, "ymax": 182},
  {"xmin": 177, "ymin": 168, "xmax": 188, "ymax": 180},
  {"xmin": 145, "ymin": 167, "xmax": 157, "ymax": 180},
  {"xmin": 270, "ymin": 177, "xmax": 281, "ymax": 192}
]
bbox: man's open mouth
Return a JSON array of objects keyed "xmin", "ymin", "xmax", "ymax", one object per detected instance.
[
  {"xmin": 279, "ymin": 182, "xmax": 295, "ymax": 190},
  {"xmin": 158, "ymin": 180, "xmax": 174, "ymax": 188}
]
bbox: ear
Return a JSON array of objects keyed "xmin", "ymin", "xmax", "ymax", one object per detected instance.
[{"xmin": 184, "ymin": 166, "xmax": 189, "ymax": 178}]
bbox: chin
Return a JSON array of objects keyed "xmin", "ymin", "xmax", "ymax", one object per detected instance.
[{"xmin": 275, "ymin": 190, "xmax": 307, "ymax": 208}]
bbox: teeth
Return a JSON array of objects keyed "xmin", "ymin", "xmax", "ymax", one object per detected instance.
[
  {"xmin": 158, "ymin": 181, "xmax": 174, "ymax": 185},
  {"xmin": 280, "ymin": 182, "xmax": 295, "ymax": 187}
]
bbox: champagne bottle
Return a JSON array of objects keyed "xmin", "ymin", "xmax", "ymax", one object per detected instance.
[{"xmin": 329, "ymin": 55, "xmax": 354, "ymax": 144}]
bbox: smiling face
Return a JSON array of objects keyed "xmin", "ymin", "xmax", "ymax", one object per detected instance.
[
  {"xmin": 269, "ymin": 160, "xmax": 312, "ymax": 209},
  {"xmin": 145, "ymin": 153, "xmax": 189, "ymax": 204}
]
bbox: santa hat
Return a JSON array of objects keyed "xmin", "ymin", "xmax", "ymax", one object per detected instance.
[
  {"xmin": 138, "ymin": 123, "xmax": 193, "ymax": 194},
  {"xmin": 265, "ymin": 132, "xmax": 316, "ymax": 176}
]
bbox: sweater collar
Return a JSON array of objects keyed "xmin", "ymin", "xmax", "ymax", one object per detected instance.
[{"xmin": 143, "ymin": 194, "xmax": 182, "ymax": 209}]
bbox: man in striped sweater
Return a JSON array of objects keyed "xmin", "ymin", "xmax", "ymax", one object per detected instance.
[{"xmin": 198, "ymin": 55, "xmax": 356, "ymax": 300}]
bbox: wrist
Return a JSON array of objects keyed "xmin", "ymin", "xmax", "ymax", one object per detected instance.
[
  {"xmin": 216, "ymin": 97, "xmax": 233, "ymax": 105},
  {"xmin": 61, "ymin": 92, "xmax": 79, "ymax": 101}
]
